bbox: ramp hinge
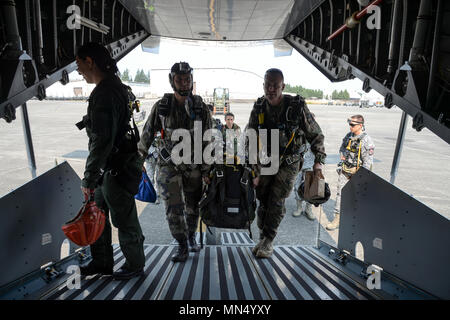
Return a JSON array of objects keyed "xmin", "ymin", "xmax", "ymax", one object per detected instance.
[
  {"xmin": 43, "ymin": 266, "xmax": 63, "ymax": 282},
  {"xmin": 335, "ymin": 250, "xmax": 350, "ymax": 265}
]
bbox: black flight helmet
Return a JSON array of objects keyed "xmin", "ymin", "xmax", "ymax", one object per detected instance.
[
  {"xmin": 169, "ymin": 62, "xmax": 193, "ymax": 96},
  {"xmin": 298, "ymin": 181, "xmax": 331, "ymax": 207}
]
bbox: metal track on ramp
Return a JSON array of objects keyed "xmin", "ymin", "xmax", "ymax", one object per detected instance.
[{"xmin": 42, "ymin": 244, "xmax": 377, "ymax": 300}]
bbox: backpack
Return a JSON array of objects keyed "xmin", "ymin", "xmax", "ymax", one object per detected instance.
[{"xmin": 198, "ymin": 164, "xmax": 256, "ymax": 245}]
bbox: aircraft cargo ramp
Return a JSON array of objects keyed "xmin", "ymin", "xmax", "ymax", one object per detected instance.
[
  {"xmin": 24, "ymin": 243, "xmax": 379, "ymax": 301},
  {"xmin": 0, "ymin": 162, "xmax": 446, "ymax": 301}
]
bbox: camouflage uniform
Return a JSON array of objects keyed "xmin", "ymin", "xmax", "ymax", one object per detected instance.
[
  {"xmin": 138, "ymin": 94, "xmax": 213, "ymax": 244},
  {"xmin": 333, "ymin": 131, "xmax": 375, "ymax": 216},
  {"xmin": 144, "ymin": 136, "xmax": 161, "ymax": 202},
  {"xmin": 81, "ymin": 75, "xmax": 145, "ymax": 272},
  {"xmin": 293, "ymin": 142, "xmax": 315, "ymax": 218},
  {"xmin": 248, "ymin": 95, "xmax": 326, "ymax": 242},
  {"xmin": 222, "ymin": 123, "xmax": 241, "ymax": 157}
]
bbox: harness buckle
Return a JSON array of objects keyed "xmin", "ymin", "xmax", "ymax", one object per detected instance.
[
  {"xmin": 286, "ymin": 156, "xmax": 294, "ymax": 165},
  {"xmin": 285, "ymin": 106, "xmax": 293, "ymax": 122},
  {"xmin": 216, "ymin": 170, "xmax": 224, "ymax": 178},
  {"xmin": 240, "ymin": 177, "xmax": 248, "ymax": 185},
  {"xmin": 160, "ymin": 97, "xmax": 169, "ymax": 106}
]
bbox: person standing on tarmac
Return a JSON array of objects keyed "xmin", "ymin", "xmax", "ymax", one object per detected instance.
[
  {"xmin": 76, "ymin": 42, "xmax": 145, "ymax": 280},
  {"xmin": 138, "ymin": 62, "xmax": 213, "ymax": 262},
  {"xmin": 326, "ymin": 115, "xmax": 375, "ymax": 230},
  {"xmin": 248, "ymin": 68, "xmax": 326, "ymax": 259},
  {"xmin": 222, "ymin": 112, "xmax": 241, "ymax": 157}
]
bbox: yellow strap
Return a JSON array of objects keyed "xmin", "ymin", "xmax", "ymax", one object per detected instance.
[
  {"xmin": 346, "ymin": 139, "xmax": 352, "ymax": 150},
  {"xmin": 286, "ymin": 131, "xmax": 295, "ymax": 149},
  {"xmin": 258, "ymin": 113, "xmax": 264, "ymax": 125},
  {"xmin": 357, "ymin": 140, "xmax": 362, "ymax": 170},
  {"xmin": 280, "ymin": 131, "xmax": 296, "ymax": 161}
]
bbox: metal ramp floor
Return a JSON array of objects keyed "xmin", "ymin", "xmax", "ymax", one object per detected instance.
[{"xmin": 42, "ymin": 243, "xmax": 377, "ymax": 300}]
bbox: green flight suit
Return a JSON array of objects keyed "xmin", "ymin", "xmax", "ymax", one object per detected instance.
[
  {"xmin": 247, "ymin": 94, "xmax": 326, "ymax": 240},
  {"xmin": 81, "ymin": 75, "xmax": 145, "ymax": 271}
]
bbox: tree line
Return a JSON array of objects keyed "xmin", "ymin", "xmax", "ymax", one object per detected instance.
[
  {"xmin": 284, "ymin": 84, "xmax": 324, "ymax": 99},
  {"xmin": 120, "ymin": 68, "xmax": 150, "ymax": 83},
  {"xmin": 284, "ymin": 84, "xmax": 351, "ymax": 100},
  {"xmin": 330, "ymin": 89, "xmax": 350, "ymax": 99}
]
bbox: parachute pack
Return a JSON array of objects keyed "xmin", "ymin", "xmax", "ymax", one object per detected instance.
[{"xmin": 198, "ymin": 164, "xmax": 256, "ymax": 245}]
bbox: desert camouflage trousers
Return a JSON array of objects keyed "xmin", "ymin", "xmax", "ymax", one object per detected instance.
[
  {"xmin": 256, "ymin": 160, "xmax": 301, "ymax": 240},
  {"xmin": 334, "ymin": 171, "xmax": 350, "ymax": 215},
  {"xmin": 144, "ymin": 156, "xmax": 160, "ymax": 198},
  {"xmin": 157, "ymin": 164, "xmax": 202, "ymax": 242}
]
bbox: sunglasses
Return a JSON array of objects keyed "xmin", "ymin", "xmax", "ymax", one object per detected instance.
[{"xmin": 347, "ymin": 119, "xmax": 362, "ymax": 127}]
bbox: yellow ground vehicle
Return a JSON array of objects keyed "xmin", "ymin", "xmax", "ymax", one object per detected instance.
[{"xmin": 212, "ymin": 87, "xmax": 230, "ymax": 115}]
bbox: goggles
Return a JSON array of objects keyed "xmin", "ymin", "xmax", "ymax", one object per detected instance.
[{"xmin": 347, "ymin": 119, "xmax": 363, "ymax": 126}]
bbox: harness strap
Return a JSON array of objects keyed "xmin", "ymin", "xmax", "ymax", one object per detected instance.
[
  {"xmin": 357, "ymin": 140, "xmax": 362, "ymax": 170},
  {"xmin": 240, "ymin": 167, "xmax": 253, "ymax": 238},
  {"xmin": 346, "ymin": 133, "xmax": 366, "ymax": 168}
]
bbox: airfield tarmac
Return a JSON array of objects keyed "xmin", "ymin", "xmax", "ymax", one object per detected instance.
[{"xmin": 0, "ymin": 99, "xmax": 449, "ymax": 247}]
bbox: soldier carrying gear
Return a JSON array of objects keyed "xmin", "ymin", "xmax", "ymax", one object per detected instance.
[
  {"xmin": 138, "ymin": 61, "xmax": 213, "ymax": 263},
  {"xmin": 169, "ymin": 62, "xmax": 193, "ymax": 97},
  {"xmin": 327, "ymin": 114, "xmax": 375, "ymax": 231},
  {"xmin": 248, "ymin": 68, "xmax": 326, "ymax": 259}
]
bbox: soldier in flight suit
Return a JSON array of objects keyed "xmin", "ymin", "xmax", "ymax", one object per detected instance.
[
  {"xmin": 248, "ymin": 68, "xmax": 326, "ymax": 258},
  {"xmin": 326, "ymin": 114, "xmax": 375, "ymax": 230},
  {"xmin": 76, "ymin": 42, "xmax": 145, "ymax": 280},
  {"xmin": 138, "ymin": 62, "xmax": 213, "ymax": 262}
]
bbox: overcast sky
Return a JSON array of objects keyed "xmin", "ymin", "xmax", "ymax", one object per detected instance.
[
  {"xmin": 113, "ymin": 37, "xmax": 374, "ymax": 98},
  {"xmin": 70, "ymin": 37, "xmax": 383, "ymax": 99}
]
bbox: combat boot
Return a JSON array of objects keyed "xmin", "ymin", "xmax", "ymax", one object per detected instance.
[
  {"xmin": 171, "ymin": 239, "xmax": 189, "ymax": 262},
  {"xmin": 326, "ymin": 214, "xmax": 340, "ymax": 230},
  {"xmin": 256, "ymin": 237, "xmax": 274, "ymax": 259},
  {"xmin": 252, "ymin": 229, "xmax": 265, "ymax": 256},
  {"xmin": 188, "ymin": 232, "xmax": 201, "ymax": 252},
  {"xmin": 304, "ymin": 204, "xmax": 315, "ymax": 221},
  {"xmin": 292, "ymin": 200, "xmax": 303, "ymax": 217},
  {"xmin": 80, "ymin": 261, "xmax": 113, "ymax": 276}
]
